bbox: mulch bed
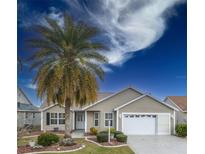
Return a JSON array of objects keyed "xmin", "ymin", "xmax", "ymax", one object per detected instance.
[
  {"xmin": 23, "ymin": 131, "xmax": 65, "ymax": 137},
  {"xmin": 17, "ymin": 144, "xmax": 82, "ymax": 154},
  {"xmin": 84, "ymin": 132, "xmax": 95, "ymax": 137},
  {"xmin": 88, "ymin": 137, "xmax": 126, "ymax": 146}
]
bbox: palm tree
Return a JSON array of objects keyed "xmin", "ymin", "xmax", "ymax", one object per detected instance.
[{"xmin": 27, "ymin": 13, "xmax": 108, "ymax": 138}]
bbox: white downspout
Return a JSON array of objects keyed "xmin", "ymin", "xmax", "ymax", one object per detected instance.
[
  {"xmin": 116, "ymin": 110, "xmax": 119, "ymax": 131},
  {"xmin": 72, "ymin": 111, "xmax": 75, "ymax": 130},
  {"xmin": 174, "ymin": 110, "xmax": 176, "ymax": 134},
  {"xmin": 41, "ymin": 111, "xmax": 43, "ymax": 131},
  {"xmin": 85, "ymin": 111, "xmax": 87, "ymax": 132}
]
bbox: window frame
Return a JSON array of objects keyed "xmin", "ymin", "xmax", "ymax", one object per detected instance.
[
  {"xmin": 93, "ymin": 112, "xmax": 100, "ymax": 127},
  {"xmin": 33, "ymin": 113, "xmax": 35, "ymax": 118},
  {"xmin": 25, "ymin": 112, "xmax": 28, "ymax": 119},
  {"xmin": 104, "ymin": 112, "xmax": 113, "ymax": 127},
  {"xmin": 58, "ymin": 113, "xmax": 65, "ymax": 125},
  {"xmin": 50, "ymin": 113, "xmax": 58, "ymax": 125}
]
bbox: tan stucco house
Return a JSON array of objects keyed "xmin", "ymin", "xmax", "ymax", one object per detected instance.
[
  {"xmin": 164, "ymin": 96, "xmax": 187, "ymax": 124},
  {"xmin": 40, "ymin": 87, "xmax": 179, "ymax": 135},
  {"xmin": 17, "ymin": 88, "xmax": 40, "ymax": 128}
]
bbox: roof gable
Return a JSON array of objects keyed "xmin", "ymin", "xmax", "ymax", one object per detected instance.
[
  {"xmin": 114, "ymin": 94, "xmax": 179, "ymax": 111},
  {"xmin": 17, "ymin": 88, "xmax": 32, "ymax": 105},
  {"xmin": 166, "ymin": 96, "xmax": 187, "ymax": 112},
  {"xmin": 17, "ymin": 103, "xmax": 39, "ymax": 111},
  {"xmin": 83, "ymin": 87, "xmax": 143, "ymax": 110}
]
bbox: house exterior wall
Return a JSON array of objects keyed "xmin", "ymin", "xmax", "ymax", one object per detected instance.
[
  {"xmin": 17, "ymin": 112, "xmax": 25, "ymax": 128},
  {"xmin": 86, "ymin": 111, "xmax": 117, "ymax": 132},
  {"xmin": 85, "ymin": 88, "xmax": 141, "ymax": 131},
  {"xmin": 164, "ymin": 98, "xmax": 187, "ymax": 124},
  {"xmin": 176, "ymin": 111, "xmax": 187, "ymax": 124},
  {"xmin": 86, "ymin": 88, "xmax": 142, "ymax": 111},
  {"xmin": 42, "ymin": 105, "xmax": 73, "ymax": 131},
  {"xmin": 118, "ymin": 96, "xmax": 174, "ymax": 132},
  {"xmin": 17, "ymin": 111, "xmax": 41, "ymax": 128}
]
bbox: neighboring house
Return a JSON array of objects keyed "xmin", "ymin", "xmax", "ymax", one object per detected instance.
[
  {"xmin": 164, "ymin": 96, "xmax": 187, "ymax": 124},
  {"xmin": 41, "ymin": 87, "xmax": 179, "ymax": 135},
  {"xmin": 17, "ymin": 88, "xmax": 41, "ymax": 128}
]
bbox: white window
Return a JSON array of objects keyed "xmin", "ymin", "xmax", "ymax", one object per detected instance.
[
  {"xmin": 94, "ymin": 112, "xmax": 100, "ymax": 127},
  {"xmin": 105, "ymin": 113, "xmax": 113, "ymax": 127},
  {"xmin": 51, "ymin": 113, "xmax": 58, "ymax": 124},
  {"xmin": 25, "ymin": 112, "xmax": 28, "ymax": 119},
  {"xmin": 59, "ymin": 113, "xmax": 65, "ymax": 124},
  {"xmin": 33, "ymin": 113, "xmax": 35, "ymax": 118}
]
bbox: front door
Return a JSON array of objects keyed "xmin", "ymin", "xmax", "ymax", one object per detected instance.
[{"xmin": 75, "ymin": 112, "xmax": 85, "ymax": 129}]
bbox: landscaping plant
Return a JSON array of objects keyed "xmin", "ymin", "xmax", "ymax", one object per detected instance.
[
  {"xmin": 114, "ymin": 131, "xmax": 124, "ymax": 138},
  {"xmin": 27, "ymin": 12, "xmax": 108, "ymax": 138},
  {"xmin": 175, "ymin": 123, "xmax": 187, "ymax": 137},
  {"xmin": 116, "ymin": 134, "xmax": 127, "ymax": 143},
  {"xmin": 90, "ymin": 127, "xmax": 98, "ymax": 135},
  {"xmin": 97, "ymin": 133, "xmax": 108, "ymax": 143},
  {"xmin": 37, "ymin": 132, "xmax": 59, "ymax": 146}
]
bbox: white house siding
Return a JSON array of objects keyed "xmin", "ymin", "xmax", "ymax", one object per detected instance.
[
  {"xmin": 164, "ymin": 98, "xmax": 187, "ymax": 124},
  {"xmin": 17, "ymin": 112, "xmax": 25, "ymax": 128},
  {"xmin": 176, "ymin": 111, "xmax": 187, "ymax": 123},
  {"xmin": 42, "ymin": 105, "xmax": 73, "ymax": 131},
  {"xmin": 17, "ymin": 89, "xmax": 31, "ymax": 104},
  {"xmin": 17, "ymin": 111, "xmax": 41, "ymax": 128},
  {"xmin": 86, "ymin": 88, "xmax": 142, "ymax": 131}
]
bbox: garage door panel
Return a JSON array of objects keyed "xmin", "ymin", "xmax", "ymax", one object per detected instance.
[
  {"xmin": 157, "ymin": 115, "xmax": 170, "ymax": 135},
  {"xmin": 123, "ymin": 114, "xmax": 156, "ymax": 135},
  {"xmin": 122, "ymin": 113, "xmax": 170, "ymax": 135}
]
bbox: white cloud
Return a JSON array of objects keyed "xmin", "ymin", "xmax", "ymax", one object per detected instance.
[
  {"xmin": 18, "ymin": 6, "xmax": 63, "ymax": 28},
  {"xmin": 26, "ymin": 83, "xmax": 37, "ymax": 90},
  {"xmin": 19, "ymin": 0, "xmax": 186, "ymax": 70},
  {"xmin": 80, "ymin": 0, "xmax": 185, "ymax": 65}
]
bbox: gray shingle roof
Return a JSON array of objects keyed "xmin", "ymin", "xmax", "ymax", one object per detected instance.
[{"xmin": 17, "ymin": 102, "xmax": 39, "ymax": 111}]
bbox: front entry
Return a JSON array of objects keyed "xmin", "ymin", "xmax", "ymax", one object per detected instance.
[{"xmin": 75, "ymin": 112, "xmax": 85, "ymax": 130}]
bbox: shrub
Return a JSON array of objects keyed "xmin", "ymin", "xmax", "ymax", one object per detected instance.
[
  {"xmin": 90, "ymin": 127, "xmax": 98, "ymax": 135},
  {"xmin": 97, "ymin": 133, "xmax": 108, "ymax": 143},
  {"xmin": 99, "ymin": 131, "xmax": 108, "ymax": 134},
  {"xmin": 175, "ymin": 123, "xmax": 187, "ymax": 137},
  {"xmin": 107, "ymin": 128, "xmax": 116, "ymax": 134},
  {"xmin": 116, "ymin": 134, "xmax": 127, "ymax": 143},
  {"xmin": 37, "ymin": 132, "xmax": 59, "ymax": 146},
  {"xmin": 114, "ymin": 131, "xmax": 123, "ymax": 138}
]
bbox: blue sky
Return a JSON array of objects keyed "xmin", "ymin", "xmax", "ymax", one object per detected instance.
[{"xmin": 17, "ymin": 0, "xmax": 187, "ymax": 106}]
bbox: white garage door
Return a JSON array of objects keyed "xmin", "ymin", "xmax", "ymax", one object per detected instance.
[
  {"xmin": 122, "ymin": 113, "xmax": 170, "ymax": 135},
  {"xmin": 157, "ymin": 114, "xmax": 170, "ymax": 135},
  {"xmin": 122, "ymin": 114, "xmax": 156, "ymax": 135}
]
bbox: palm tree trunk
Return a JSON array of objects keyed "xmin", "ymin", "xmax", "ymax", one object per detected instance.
[{"xmin": 64, "ymin": 98, "xmax": 71, "ymax": 138}]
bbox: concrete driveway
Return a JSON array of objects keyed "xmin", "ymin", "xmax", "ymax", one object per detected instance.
[{"xmin": 127, "ymin": 135, "xmax": 187, "ymax": 154}]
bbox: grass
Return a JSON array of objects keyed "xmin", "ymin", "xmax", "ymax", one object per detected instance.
[
  {"xmin": 17, "ymin": 137, "xmax": 134, "ymax": 154},
  {"xmin": 17, "ymin": 137, "xmax": 37, "ymax": 147}
]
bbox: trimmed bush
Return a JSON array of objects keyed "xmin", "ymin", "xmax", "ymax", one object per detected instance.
[
  {"xmin": 99, "ymin": 131, "xmax": 108, "ymax": 134},
  {"xmin": 97, "ymin": 133, "xmax": 108, "ymax": 143},
  {"xmin": 176, "ymin": 123, "xmax": 187, "ymax": 137},
  {"xmin": 116, "ymin": 134, "xmax": 127, "ymax": 143},
  {"xmin": 107, "ymin": 128, "xmax": 116, "ymax": 134},
  {"xmin": 37, "ymin": 132, "xmax": 59, "ymax": 146},
  {"xmin": 90, "ymin": 127, "xmax": 98, "ymax": 135},
  {"xmin": 114, "ymin": 131, "xmax": 123, "ymax": 138}
]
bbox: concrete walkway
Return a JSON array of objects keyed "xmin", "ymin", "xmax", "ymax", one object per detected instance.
[
  {"xmin": 71, "ymin": 130, "xmax": 85, "ymax": 138},
  {"xmin": 127, "ymin": 135, "xmax": 187, "ymax": 154}
]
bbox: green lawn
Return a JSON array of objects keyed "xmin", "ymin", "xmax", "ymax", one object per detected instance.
[
  {"xmin": 18, "ymin": 137, "xmax": 134, "ymax": 154},
  {"xmin": 17, "ymin": 137, "xmax": 38, "ymax": 147}
]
